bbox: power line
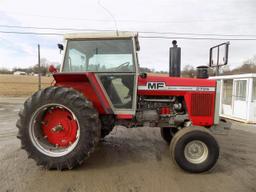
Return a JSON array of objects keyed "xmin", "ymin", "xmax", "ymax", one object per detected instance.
[
  {"xmin": 0, "ymin": 25, "xmax": 109, "ymax": 32},
  {"xmin": 0, "ymin": 30, "xmax": 63, "ymax": 36},
  {"xmin": 1, "ymin": 24, "xmax": 256, "ymax": 37},
  {"xmin": 140, "ymin": 36, "xmax": 256, "ymax": 41},
  {"xmin": 1, "ymin": 29, "xmax": 256, "ymax": 40},
  {"xmin": 141, "ymin": 31, "xmax": 256, "ymax": 37}
]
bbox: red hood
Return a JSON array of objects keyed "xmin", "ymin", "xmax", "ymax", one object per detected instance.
[{"xmin": 138, "ymin": 75, "xmax": 216, "ymax": 87}]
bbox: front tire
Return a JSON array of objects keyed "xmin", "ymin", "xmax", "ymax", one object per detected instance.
[
  {"xmin": 170, "ymin": 127, "xmax": 219, "ymax": 173},
  {"xmin": 16, "ymin": 86, "xmax": 101, "ymax": 170}
]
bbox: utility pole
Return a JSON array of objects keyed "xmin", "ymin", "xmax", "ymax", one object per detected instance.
[{"xmin": 38, "ymin": 44, "xmax": 41, "ymax": 90}]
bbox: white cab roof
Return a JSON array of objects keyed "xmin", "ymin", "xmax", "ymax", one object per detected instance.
[
  {"xmin": 64, "ymin": 31, "xmax": 138, "ymax": 40},
  {"xmin": 64, "ymin": 31, "xmax": 140, "ymax": 50}
]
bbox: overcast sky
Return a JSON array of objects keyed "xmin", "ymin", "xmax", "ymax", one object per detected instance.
[{"xmin": 0, "ymin": 0, "xmax": 256, "ymax": 71}]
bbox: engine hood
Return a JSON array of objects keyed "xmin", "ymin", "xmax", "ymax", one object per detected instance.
[{"xmin": 138, "ymin": 75, "xmax": 216, "ymax": 93}]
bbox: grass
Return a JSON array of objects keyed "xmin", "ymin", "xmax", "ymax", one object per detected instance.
[{"xmin": 0, "ymin": 74, "xmax": 53, "ymax": 97}]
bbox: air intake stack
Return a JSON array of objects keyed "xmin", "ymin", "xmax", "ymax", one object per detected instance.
[
  {"xmin": 169, "ymin": 40, "xmax": 181, "ymax": 77},
  {"xmin": 196, "ymin": 66, "xmax": 209, "ymax": 79}
]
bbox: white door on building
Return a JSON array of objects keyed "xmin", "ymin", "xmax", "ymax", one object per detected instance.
[
  {"xmin": 232, "ymin": 79, "xmax": 248, "ymax": 119},
  {"xmin": 222, "ymin": 79, "xmax": 233, "ymax": 116}
]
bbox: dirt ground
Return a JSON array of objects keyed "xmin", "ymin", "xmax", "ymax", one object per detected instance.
[{"xmin": 0, "ymin": 98, "xmax": 256, "ymax": 192}]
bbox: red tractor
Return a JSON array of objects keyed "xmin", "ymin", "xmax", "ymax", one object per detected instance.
[{"xmin": 16, "ymin": 32, "xmax": 229, "ymax": 173}]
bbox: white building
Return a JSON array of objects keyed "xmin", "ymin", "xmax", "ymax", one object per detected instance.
[
  {"xmin": 13, "ymin": 71, "xmax": 26, "ymax": 75},
  {"xmin": 210, "ymin": 74, "xmax": 256, "ymax": 123}
]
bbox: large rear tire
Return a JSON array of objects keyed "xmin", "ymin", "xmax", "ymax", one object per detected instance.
[
  {"xmin": 170, "ymin": 127, "xmax": 219, "ymax": 173},
  {"xmin": 100, "ymin": 115, "xmax": 115, "ymax": 138},
  {"xmin": 16, "ymin": 86, "xmax": 101, "ymax": 170}
]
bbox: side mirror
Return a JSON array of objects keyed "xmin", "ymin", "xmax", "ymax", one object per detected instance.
[
  {"xmin": 140, "ymin": 72, "xmax": 147, "ymax": 79},
  {"xmin": 209, "ymin": 42, "xmax": 230, "ymax": 67},
  {"xmin": 48, "ymin": 65, "xmax": 58, "ymax": 74},
  {"xmin": 57, "ymin": 44, "xmax": 64, "ymax": 53}
]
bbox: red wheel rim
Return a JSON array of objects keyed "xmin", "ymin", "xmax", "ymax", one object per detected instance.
[{"xmin": 42, "ymin": 107, "xmax": 78, "ymax": 147}]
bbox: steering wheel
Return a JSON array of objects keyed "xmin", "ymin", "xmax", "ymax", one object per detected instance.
[{"xmin": 115, "ymin": 62, "xmax": 130, "ymax": 71}]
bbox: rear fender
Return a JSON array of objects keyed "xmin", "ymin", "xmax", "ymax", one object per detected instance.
[{"xmin": 53, "ymin": 72, "xmax": 113, "ymax": 114}]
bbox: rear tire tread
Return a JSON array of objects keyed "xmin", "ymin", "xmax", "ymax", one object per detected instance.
[{"xmin": 16, "ymin": 86, "xmax": 101, "ymax": 170}]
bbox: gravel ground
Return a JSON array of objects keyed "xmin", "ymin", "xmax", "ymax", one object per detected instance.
[{"xmin": 0, "ymin": 98, "xmax": 256, "ymax": 192}]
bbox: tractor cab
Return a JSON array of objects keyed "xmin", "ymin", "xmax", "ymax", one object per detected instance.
[{"xmin": 61, "ymin": 32, "xmax": 139, "ymax": 114}]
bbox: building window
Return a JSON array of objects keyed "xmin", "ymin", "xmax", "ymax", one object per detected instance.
[
  {"xmin": 223, "ymin": 79, "xmax": 233, "ymax": 105},
  {"xmin": 253, "ymin": 78, "xmax": 256, "ymax": 101},
  {"xmin": 234, "ymin": 80, "xmax": 247, "ymax": 101}
]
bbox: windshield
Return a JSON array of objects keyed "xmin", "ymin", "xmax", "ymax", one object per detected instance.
[{"xmin": 62, "ymin": 39, "xmax": 135, "ymax": 72}]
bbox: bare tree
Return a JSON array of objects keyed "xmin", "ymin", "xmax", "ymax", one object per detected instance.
[{"xmin": 181, "ymin": 65, "xmax": 196, "ymax": 78}]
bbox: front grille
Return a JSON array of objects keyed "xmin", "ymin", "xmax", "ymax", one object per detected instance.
[{"xmin": 191, "ymin": 93, "xmax": 213, "ymax": 116}]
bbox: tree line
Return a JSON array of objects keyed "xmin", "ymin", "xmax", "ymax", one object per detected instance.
[
  {"xmin": 141, "ymin": 55, "xmax": 256, "ymax": 77},
  {"xmin": 0, "ymin": 58, "xmax": 60, "ymax": 76}
]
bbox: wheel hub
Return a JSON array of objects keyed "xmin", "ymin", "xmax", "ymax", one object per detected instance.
[
  {"xmin": 184, "ymin": 140, "xmax": 209, "ymax": 164},
  {"xmin": 42, "ymin": 108, "xmax": 78, "ymax": 147},
  {"xmin": 51, "ymin": 124, "xmax": 64, "ymax": 132}
]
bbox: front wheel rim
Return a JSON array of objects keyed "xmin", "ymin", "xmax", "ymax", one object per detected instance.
[
  {"xmin": 184, "ymin": 140, "xmax": 209, "ymax": 164},
  {"xmin": 29, "ymin": 104, "xmax": 80, "ymax": 157}
]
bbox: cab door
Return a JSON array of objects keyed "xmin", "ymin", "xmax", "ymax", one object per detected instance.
[{"xmin": 97, "ymin": 73, "xmax": 137, "ymax": 115}]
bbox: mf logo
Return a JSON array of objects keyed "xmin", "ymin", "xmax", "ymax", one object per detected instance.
[{"xmin": 147, "ymin": 82, "xmax": 166, "ymax": 89}]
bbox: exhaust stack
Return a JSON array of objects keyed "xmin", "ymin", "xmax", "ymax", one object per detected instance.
[{"xmin": 169, "ymin": 40, "xmax": 181, "ymax": 77}]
